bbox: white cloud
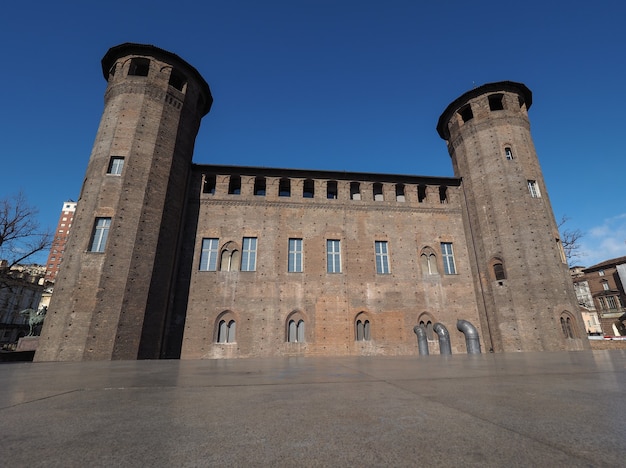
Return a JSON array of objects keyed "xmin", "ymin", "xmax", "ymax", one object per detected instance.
[{"xmin": 578, "ymin": 213, "xmax": 626, "ymax": 267}]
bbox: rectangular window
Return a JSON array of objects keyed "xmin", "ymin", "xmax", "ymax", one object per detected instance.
[
  {"xmin": 528, "ymin": 180, "xmax": 541, "ymax": 198},
  {"xmin": 375, "ymin": 241, "xmax": 390, "ymax": 274},
  {"xmin": 288, "ymin": 238, "xmax": 303, "ymax": 272},
  {"xmin": 602, "ymin": 282, "xmax": 610, "ymax": 291},
  {"xmin": 327, "ymin": 240, "xmax": 342, "ymax": 273},
  {"xmin": 606, "ymin": 296, "xmax": 617, "ymax": 309},
  {"xmin": 441, "ymin": 242, "xmax": 456, "ymax": 275},
  {"xmin": 107, "ymin": 157, "xmax": 125, "ymax": 175},
  {"xmin": 199, "ymin": 238, "xmax": 219, "ymax": 271},
  {"xmin": 241, "ymin": 237, "xmax": 257, "ymax": 271},
  {"xmin": 89, "ymin": 217, "xmax": 111, "ymax": 252}
]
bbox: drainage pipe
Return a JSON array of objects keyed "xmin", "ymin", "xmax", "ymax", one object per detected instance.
[
  {"xmin": 457, "ymin": 320, "xmax": 481, "ymax": 354},
  {"xmin": 413, "ymin": 325, "xmax": 429, "ymax": 356},
  {"xmin": 433, "ymin": 323, "xmax": 451, "ymax": 355}
]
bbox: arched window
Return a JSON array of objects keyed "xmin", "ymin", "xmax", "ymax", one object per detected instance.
[
  {"xmin": 420, "ymin": 247, "xmax": 438, "ymax": 275},
  {"xmin": 219, "ymin": 241, "xmax": 240, "ymax": 271},
  {"xmin": 355, "ymin": 313, "xmax": 371, "ymax": 341},
  {"xmin": 418, "ymin": 313, "xmax": 436, "ymax": 341},
  {"xmin": 560, "ymin": 313, "xmax": 577, "ymax": 339},
  {"xmin": 288, "ymin": 319, "xmax": 305, "ymax": 343},
  {"xmin": 216, "ymin": 312, "xmax": 237, "ymax": 343}
]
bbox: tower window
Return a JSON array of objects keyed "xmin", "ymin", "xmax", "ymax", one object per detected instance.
[
  {"xmin": 288, "ymin": 319, "xmax": 305, "ymax": 343},
  {"xmin": 279, "ymin": 178, "xmax": 291, "ymax": 197},
  {"xmin": 441, "ymin": 242, "xmax": 456, "ymax": 275},
  {"xmin": 303, "ymin": 179, "xmax": 315, "ymax": 198},
  {"xmin": 89, "ymin": 217, "xmax": 111, "ymax": 253},
  {"xmin": 459, "ymin": 105, "xmax": 473, "ymax": 123},
  {"xmin": 288, "ymin": 238, "xmax": 303, "ymax": 273},
  {"xmin": 375, "ymin": 241, "xmax": 390, "ymax": 274},
  {"xmin": 488, "ymin": 94, "xmax": 504, "ymax": 111},
  {"xmin": 168, "ymin": 69, "xmax": 186, "ymax": 92},
  {"xmin": 350, "ymin": 182, "xmax": 361, "ymax": 200},
  {"xmin": 254, "ymin": 177, "xmax": 266, "ymax": 196},
  {"xmin": 327, "ymin": 180, "xmax": 338, "ymax": 199},
  {"xmin": 395, "ymin": 184, "xmax": 405, "ymax": 202},
  {"xmin": 203, "ymin": 174, "xmax": 216, "ymax": 194},
  {"xmin": 217, "ymin": 319, "xmax": 236, "ymax": 343},
  {"xmin": 228, "ymin": 175, "xmax": 241, "ymax": 195},
  {"xmin": 199, "ymin": 238, "xmax": 219, "ymax": 271},
  {"xmin": 493, "ymin": 262, "xmax": 506, "ymax": 281},
  {"xmin": 107, "ymin": 157, "xmax": 124, "ymax": 175},
  {"xmin": 505, "ymin": 147, "xmax": 514, "ymax": 160},
  {"xmin": 528, "ymin": 180, "xmax": 541, "ymax": 198},
  {"xmin": 327, "ymin": 240, "xmax": 342, "ymax": 273},
  {"xmin": 373, "ymin": 183, "xmax": 384, "ymax": 201},
  {"xmin": 128, "ymin": 58, "xmax": 150, "ymax": 77},
  {"xmin": 418, "ymin": 184, "xmax": 427, "ymax": 203},
  {"xmin": 439, "ymin": 185, "xmax": 448, "ymax": 203},
  {"xmin": 241, "ymin": 237, "xmax": 257, "ymax": 271}
]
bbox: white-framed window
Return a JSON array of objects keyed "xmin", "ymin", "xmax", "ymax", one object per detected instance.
[
  {"xmin": 505, "ymin": 147, "xmax": 513, "ymax": 160},
  {"xmin": 602, "ymin": 281, "xmax": 610, "ymax": 291},
  {"xmin": 528, "ymin": 180, "xmax": 541, "ymax": 198},
  {"xmin": 288, "ymin": 238, "xmax": 303, "ymax": 272},
  {"xmin": 241, "ymin": 237, "xmax": 257, "ymax": 271},
  {"xmin": 327, "ymin": 239, "xmax": 342, "ymax": 273},
  {"xmin": 107, "ymin": 156, "xmax": 125, "ymax": 175},
  {"xmin": 88, "ymin": 217, "xmax": 111, "ymax": 252},
  {"xmin": 598, "ymin": 270, "xmax": 605, "ymax": 276},
  {"xmin": 199, "ymin": 238, "xmax": 219, "ymax": 271},
  {"xmin": 441, "ymin": 242, "xmax": 456, "ymax": 275},
  {"xmin": 375, "ymin": 241, "xmax": 390, "ymax": 274}
]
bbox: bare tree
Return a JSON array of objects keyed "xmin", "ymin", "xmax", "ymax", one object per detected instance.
[
  {"xmin": 558, "ymin": 216, "xmax": 584, "ymax": 265},
  {"xmin": 0, "ymin": 192, "xmax": 52, "ymax": 270}
]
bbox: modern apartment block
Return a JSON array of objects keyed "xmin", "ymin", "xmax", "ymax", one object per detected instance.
[
  {"xmin": 44, "ymin": 201, "xmax": 76, "ymax": 282},
  {"xmin": 35, "ymin": 43, "xmax": 589, "ymax": 361}
]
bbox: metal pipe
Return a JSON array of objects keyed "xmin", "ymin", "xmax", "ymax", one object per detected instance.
[
  {"xmin": 413, "ymin": 325, "xmax": 429, "ymax": 356},
  {"xmin": 457, "ymin": 320, "xmax": 481, "ymax": 354},
  {"xmin": 433, "ymin": 323, "xmax": 451, "ymax": 355}
]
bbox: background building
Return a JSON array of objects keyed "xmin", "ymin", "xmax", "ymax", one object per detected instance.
[
  {"xmin": 36, "ymin": 43, "xmax": 589, "ymax": 361},
  {"xmin": 44, "ymin": 201, "xmax": 76, "ymax": 282},
  {"xmin": 575, "ymin": 257, "xmax": 626, "ymax": 335}
]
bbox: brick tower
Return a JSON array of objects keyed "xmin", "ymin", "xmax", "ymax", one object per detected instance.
[
  {"xmin": 36, "ymin": 44, "xmax": 212, "ymax": 360},
  {"xmin": 437, "ymin": 82, "xmax": 588, "ymax": 352}
]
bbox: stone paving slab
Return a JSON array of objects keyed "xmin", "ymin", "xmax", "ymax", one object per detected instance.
[{"xmin": 1, "ymin": 351, "xmax": 625, "ymax": 467}]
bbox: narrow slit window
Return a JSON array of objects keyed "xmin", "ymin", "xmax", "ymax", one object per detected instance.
[
  {"xmin": 439, "ymin": 185, "xmax": 448, "ymax": 203},
  {"xmin": 505, "ymin": 147, "xmax": 514, "ymax": 160},
  {"xmin": 418, "ymin": 184, "xmax": 427, "ymax": 203}
]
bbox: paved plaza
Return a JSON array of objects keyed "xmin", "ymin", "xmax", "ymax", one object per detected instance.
[{"xmin": 1, "ymin": 351, "xmax": 625, "ymax": 467}]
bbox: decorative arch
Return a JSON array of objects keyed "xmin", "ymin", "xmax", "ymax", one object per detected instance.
[
  {"xmin": 559, "ymin": 311, "xmax": 579, "ymax": 339},
  {"xmin": 215, "ymin": 310, "xmax": 237, "ymax": 343},
  {"xmin": 220, "ymin": 241, "xmax": 240, "ymax": 272},
  {"xmin": 286, "ymin": 310, "xmax": 306, "ymax": 343},
  {"xmin": 420, "ymin": 247, "xmax": 438, "ymax": 275},
  {"xmin": 355, "ymin": 311, "xmax": 371, "ymax": 341},
  {"xmin": 417, "ymin": 312, "xmax": 436, "ymax": 341}
]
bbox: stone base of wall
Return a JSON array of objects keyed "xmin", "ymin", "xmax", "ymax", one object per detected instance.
[
  {"xmin": 589, "ymin": 339, "xmax": 626, "ymax": 350},
  {"xmin": 16, "ymin": 336, "xmax": 39, "ymax": 352}
]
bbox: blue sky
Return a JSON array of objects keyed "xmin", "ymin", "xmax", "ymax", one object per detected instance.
[{"xmin": 1, "ymin": 1, "xmax": 624, "ymax": 267}]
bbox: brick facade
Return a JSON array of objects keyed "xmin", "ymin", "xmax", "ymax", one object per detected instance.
[{"xmin": 35, "ymin": 44, "xmax": 589, "ymax": 361}]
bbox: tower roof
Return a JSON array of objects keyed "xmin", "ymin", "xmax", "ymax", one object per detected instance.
[
  {"xmin": 436, "ymin": 81, "xmax": 532, "ymax": 140},
  {"xmin": 101, "ymin": 43, "xmax": 213, "ymax": 116}
]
